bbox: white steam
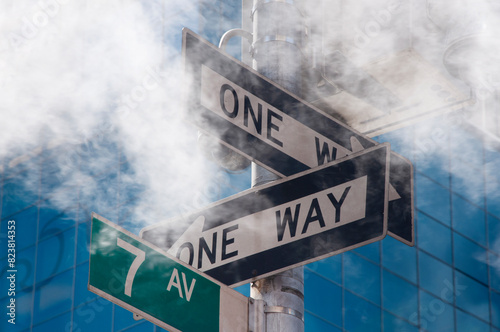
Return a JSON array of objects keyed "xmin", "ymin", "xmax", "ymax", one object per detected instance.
[
  {"xmin": 0, "ymin": 0, "xmax": 234, "ymax": 230},
  {"xmin": 1, "ymin": 1, "xmax": 499, "ymax": 242}
]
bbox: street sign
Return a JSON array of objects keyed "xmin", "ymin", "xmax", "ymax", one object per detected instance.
[
  {"xmin": 181, "ymin": 28, "xmax": 413, "ymax": 246},
  {"xmin": 141, "ymin": 144, "xmax": 390, "ymax": 287},
  {"xmin": 88, "ymin": 213, "xmax": 248, "ymax": 332}
]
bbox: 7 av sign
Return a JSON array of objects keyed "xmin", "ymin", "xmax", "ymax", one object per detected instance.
[
  {"xmin": 182, "ymin": 28, "xmax": 413, "ymax": 246},
  {"xmin": 88, "ymin": 213, "xmax": 248, "ymax": 332},
  {"xmin": 141, "ymin": 144, "xmax": 390, "ymax": 287}
]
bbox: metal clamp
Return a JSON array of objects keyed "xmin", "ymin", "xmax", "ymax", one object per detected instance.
[
  {"xmin": 251, "ymin": 34, "xmax": 303, "ymax": 56},
  {"xmin": 254, "ymin": 35, "xmax": 300, "ymax": 46},
  {"xmin": 264, "ymin": 305, "xmax": 304, "ymax": 322}
]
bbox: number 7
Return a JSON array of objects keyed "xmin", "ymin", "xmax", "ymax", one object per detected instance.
[{"xmin": 117, "ymin": 238, "xmax": 146, "ymax": 297}]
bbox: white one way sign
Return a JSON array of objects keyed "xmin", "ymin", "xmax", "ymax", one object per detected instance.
[
  {"xmin": 141, "ymin": 144, "xmax": 390, "ymax": 287},
  {"xmin": 182, "ymin": 28, "xmax": 413, "ymax": 246},
  {"xmin": 201, "ymin": 65, "xmax": 365, "ymax": 171}
]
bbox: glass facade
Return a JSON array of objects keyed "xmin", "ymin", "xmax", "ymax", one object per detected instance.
[{"xmin": 1, "ymin": 1, "xmax": 500, "ymax": 331}]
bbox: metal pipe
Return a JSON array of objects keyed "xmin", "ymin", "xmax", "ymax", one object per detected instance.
[
  {"xmin": 249, "ymin": 0, "xmax": 305, "ymax": 331},
  {"xmin": 219, "ymin": 28, "xmax": 253, "ymax": 52}
]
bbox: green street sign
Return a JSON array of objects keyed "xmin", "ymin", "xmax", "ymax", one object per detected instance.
[{"xmin": 88, "ymin": 213, "xmax": 249, "ymax": 332}]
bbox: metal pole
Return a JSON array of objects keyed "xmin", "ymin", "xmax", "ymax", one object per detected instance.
[{"xmin": 250, "ymin": 1, "xmax": 305, "ymax": 331}]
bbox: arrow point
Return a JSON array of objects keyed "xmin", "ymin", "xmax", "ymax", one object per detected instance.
[
  {"xmin": 350, "ymin": 136, "xmax": 365, "ymax": 153},
  {"xmin": 389, "ymin": 184, "xmax": 401, "ymax": 201},
  {"xmin": 168, "ymin": 215, "xmax": 205, "ymax": 255}
]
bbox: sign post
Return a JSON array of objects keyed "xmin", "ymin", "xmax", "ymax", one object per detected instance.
[
  {"xmin": 88, "ymin": 213, "xmax": 249, "ymax": 332},
  {"xmin": 141, "ymin": 144, "xmax": 390, "ymax": 287},
  {"xmin": 181, "ymin": 28, "xmax": 413, "ymax": 246}
]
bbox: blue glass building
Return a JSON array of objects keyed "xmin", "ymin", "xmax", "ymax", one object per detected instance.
[{"xmin": 1, "ymin": 1, "xmax": 500, "ymax": 331}]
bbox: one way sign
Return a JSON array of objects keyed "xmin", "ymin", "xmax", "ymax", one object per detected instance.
[
  {"xmin": 181, "ymin": 28, "xmax": 413, "ymax": 246},
  {"xmin": 141, "ymin": 144, "xmax": 390, "ymax": 287}
]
